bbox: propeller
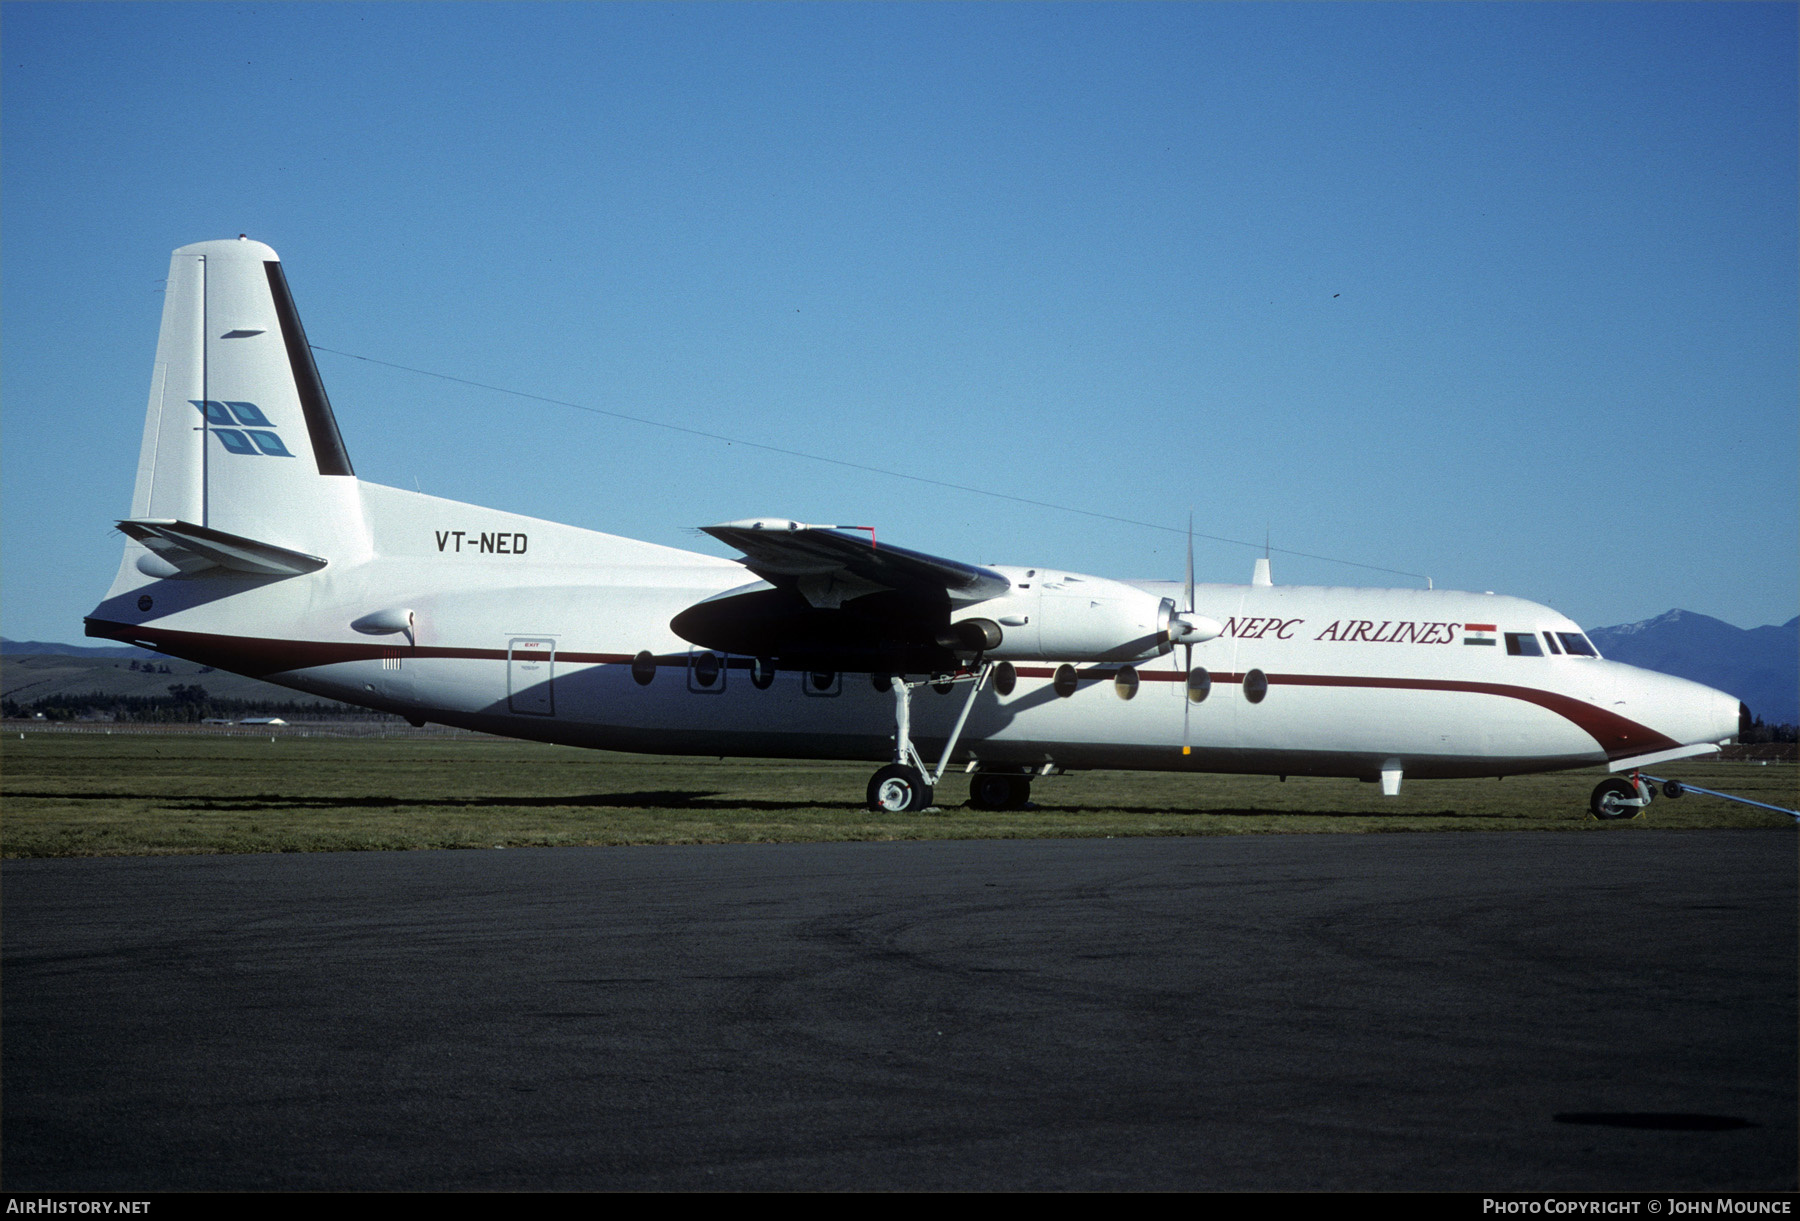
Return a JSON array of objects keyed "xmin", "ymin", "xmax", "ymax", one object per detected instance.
[
  {"xmin": 1169, "ymin": 514, "xmax": 1224, "ymax": 755},
  {"xmin": 1182, "ymin": 516, "xmax": 1194, "ymax": 754}
]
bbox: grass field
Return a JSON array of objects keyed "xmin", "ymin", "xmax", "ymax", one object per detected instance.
[{"xmin": 2, "ymin": 732, "xmax": 1793, "ymax": 857}]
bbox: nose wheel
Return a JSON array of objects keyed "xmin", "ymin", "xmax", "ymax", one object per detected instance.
[{"xmin": 1589, "ymin": 775, "xmax": 1651, "ymax": 820}]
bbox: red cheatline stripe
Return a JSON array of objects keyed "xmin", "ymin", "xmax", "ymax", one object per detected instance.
[
  {"xmin": 1263, "ymin": 673, "xmax": 1679, "ymax": 760},
  {"xmin": 85, "ymin": 620, "xmax": 633, "ymax": 675},
  {"xmin": 86, "ymin": 620, "xmax": 1678, "ymax": 761},
  {"xmin": 1011, "ymin": 662, "xmax": 1676, "ymax": 760}
]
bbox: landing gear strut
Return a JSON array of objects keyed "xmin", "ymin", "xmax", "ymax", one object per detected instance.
[{"xmin": 868, "ymin": 662, "xmax": 992, "ymax": 812}]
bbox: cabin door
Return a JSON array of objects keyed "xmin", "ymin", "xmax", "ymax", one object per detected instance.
[{"xmin": 507, "ymin": 637, "xmax": 555, "ymax": 715}]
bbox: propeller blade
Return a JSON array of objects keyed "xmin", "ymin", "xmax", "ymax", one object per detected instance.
[
  {"xmin": 1181, "ymin": 638, "xmax": 1192, "ymax": 756},
  {"xmin": 1184, "ymin": 512, "xmax": 1195, "ymax": 615},
  {"xmin": 1183, "ymin": 514, "xmax": 1194, "ymax": 754}
]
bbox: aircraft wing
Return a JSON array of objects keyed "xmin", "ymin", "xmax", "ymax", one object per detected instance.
[
  {"xmin": 673, "ymin": 520, "xmax": 1010, "ymax": 672},
  {"xmin": 700, "ymin": 519, "xmax": 1009, "ymax": 610}
]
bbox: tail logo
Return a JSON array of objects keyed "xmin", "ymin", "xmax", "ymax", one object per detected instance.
[{"xmin": 191, "ymin": 400, "xmax": 295, "ymax": 458}]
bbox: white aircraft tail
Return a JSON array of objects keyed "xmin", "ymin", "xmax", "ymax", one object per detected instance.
[{"xmin": 127, "ymin": 238, "xmax": 368, "ymax": 567}]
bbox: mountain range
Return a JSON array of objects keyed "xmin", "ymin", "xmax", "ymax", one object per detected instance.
[
  {"xmin": 1584, "ymin": 610, "xmax": 1797, "ymax": 726},
  {"xmin": 2, "ymin": 639, "xmax": 145, "ymax": 660},
  {"xmin": 5, "ymin": 608, "xmax": 1796, "ymax": 723}
]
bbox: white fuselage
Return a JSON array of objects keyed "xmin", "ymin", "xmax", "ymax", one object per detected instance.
[
  {"xmin": 89, "ymin": 478, "xmax": 1741, "ymax": 784},
  {"xmin": 86, "ymin": 238, "xmax": 1743, "ymax": 792}
]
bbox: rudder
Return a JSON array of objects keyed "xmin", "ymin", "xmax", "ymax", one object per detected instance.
[{"xmin": 129, "ymin": 237, "xmax": 365, "ymax": 560}]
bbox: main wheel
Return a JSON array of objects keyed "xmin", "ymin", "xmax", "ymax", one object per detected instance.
[
  {"xmin": 868, "ymin": 764, "xmax": 933, "ymax": 812},
  {"xmin": 1589, "ymin": 777, "xmax": 1642, "ymax": 820},
  {"xmin": 968, "ymin": 773, "xmax": 1031, "ymax": 811}
]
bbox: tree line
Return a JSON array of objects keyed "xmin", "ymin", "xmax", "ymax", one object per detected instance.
[
  {"xmin": 2, "ymin": 684, "xmax": 403, "ymax": 724},
  {"xmin": 1740, "ymin": 714, "xmax": 1798, "ymax": 745}
]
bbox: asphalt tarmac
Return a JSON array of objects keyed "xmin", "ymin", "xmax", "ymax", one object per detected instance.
[{"xmin": 4, "ymin": 830, "xmax": 1794, "ymax": 1191}]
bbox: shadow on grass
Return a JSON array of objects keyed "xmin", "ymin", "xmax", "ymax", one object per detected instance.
[
  {"xmin": 10, "ymin": 791, "xmax": 1545, "ymax": 819},
  {"xmin": 186, "ymin": 791, "xmax": 744, "ymax": 811},
  {"xmin": 1031, "ymin": 804, "xmax": 1526, "ymax": 820},
  {"xmin": 182, "ymin": 798, "xmax": 1515, "ymax": 819},
  {"xmin": 8, "ymin": 789, "xmax": 890, "ymax": 813}
]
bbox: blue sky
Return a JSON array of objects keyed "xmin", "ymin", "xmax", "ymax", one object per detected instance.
[{"xmin": 4, "ymin": 2, "xmax": 1795, "ymax": 644}]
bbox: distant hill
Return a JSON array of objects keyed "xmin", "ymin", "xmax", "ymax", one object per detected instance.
[
  {"xmin": 2, "ymin": 638, "xmax": 145, "ymax": 659},
  {"xmin": 1586, "ymin": 610, "xmax": 1798, "ymax": 725},
  {"xmin": 1, "ymin": 650, "xmax": 364, "ymax": 713}
]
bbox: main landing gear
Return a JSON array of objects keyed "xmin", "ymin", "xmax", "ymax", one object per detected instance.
[
  {"xmin": 868, "ymin": 763, "xmax": 933, "ymax": 813},
  {"xmin": 966, "ymin": 771, "xmax": 1034, "ymax": 811},
  {"xmin": 868, "ymin": 662, "xmax": 1002, "ymax": 813}
]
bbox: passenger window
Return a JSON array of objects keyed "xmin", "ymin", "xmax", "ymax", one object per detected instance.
[
  {"xmin": 1504, "ymin": 633, "xmax": 1543, "ymax": 657},
  {"xmin": 688, "ymin": 651, "xmax": 723, "ymax": 692},
  {"xmin": 1243, "ymin": 669, "xmax": 1268, "ymax": 704},
  {"xmin": 1556, "ymin": 632, "xmax": 1598, "ymax": 657},
  {"xmin": 1186, "ymin": 667, "xmax": 1211, "ymax": 704},
  {"xmin": 993, "ymin": 661, "xmax": 1017, "ymax": 697}
]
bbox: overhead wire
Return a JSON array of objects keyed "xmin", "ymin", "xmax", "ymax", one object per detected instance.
[{"xmin": 310, "ymin": 343, "xmax": 1433, "ymax": 585}]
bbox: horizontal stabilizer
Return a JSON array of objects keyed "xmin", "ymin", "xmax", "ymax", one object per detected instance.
[
  {"xmin": 702, "ymin": 519, "xmax": 1009, "ymax": 609},
  {"xmin": 118, "ymin": 518, "xmax": 328, "ymax": 577}
]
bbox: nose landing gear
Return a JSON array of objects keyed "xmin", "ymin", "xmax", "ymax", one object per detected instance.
[
  {"xmin": 1590, "ymin": 770, "xmax": 1800, "ymax": 820},
  {"xmin": 1589, "ymin": 775, "xmax": 1652, "ymax": 820}
]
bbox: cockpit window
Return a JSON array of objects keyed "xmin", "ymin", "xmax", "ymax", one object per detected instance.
[
  {"xmin": 1544, "ymin": 632, "xmax": 1562, "ymax": 654},
  {"xmin": 1505, "ymin": 632, "xmax": 1543, "ymax": 656},
  {"xmin": 1556, "ymin": 632, "xmax": 1598, "ymax": 657}
]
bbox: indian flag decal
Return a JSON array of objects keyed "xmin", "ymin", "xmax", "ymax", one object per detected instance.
[{"xmin": 1464, "ymin": 623, "xmax": 1497, "ymax": 646}]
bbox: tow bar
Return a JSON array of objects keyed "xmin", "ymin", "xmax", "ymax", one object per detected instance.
[{"xmin": 1640, "ymin": 772, "xmax": 1798, "ymax": 821}]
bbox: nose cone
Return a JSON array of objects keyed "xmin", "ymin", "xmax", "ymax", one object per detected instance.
[
  {"xmin": 1711, "ymin": 686, "xmax": 1745, "ymax": 744},
  {"xmin": 1612, "ymin": 663, "xmax": 1742, "ymax": 751}
]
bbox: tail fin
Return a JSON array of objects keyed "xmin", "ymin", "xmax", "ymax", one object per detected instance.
[{"xmin": 129, "ymin": 238, "xmax": 366, "ymax": 558}]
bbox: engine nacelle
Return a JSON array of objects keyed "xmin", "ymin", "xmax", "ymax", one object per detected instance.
[
  {"xmin": 935, "ymin": 617, "xmax": 1005, "ymax": 656},
  {"xmin": 952, "ymin": 569, "xmax": 1217, "ymax": 663}
]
